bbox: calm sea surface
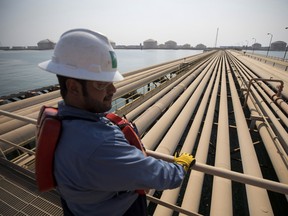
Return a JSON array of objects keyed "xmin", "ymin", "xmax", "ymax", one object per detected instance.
[
  {"xmin": 0, "ymin": 49, "xmax": 202, "ymax": 97},
  {"xmin": 0, "ymin": 49, "xmax": 286, "ymax": 97}
]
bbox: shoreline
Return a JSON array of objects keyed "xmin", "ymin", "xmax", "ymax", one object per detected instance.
[{"xmin": 0, "ymin": 84, "xmax": 60, "ymax": 105}]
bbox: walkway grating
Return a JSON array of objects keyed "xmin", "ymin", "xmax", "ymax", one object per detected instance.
[{"xmin": 0, "ymin": 163, "xmax": 62, "ymax": 216}]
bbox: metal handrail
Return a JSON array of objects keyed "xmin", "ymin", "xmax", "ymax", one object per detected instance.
[
  {"xmin": 146, "ymin": 150, "xmax": 288, "ymax": 195},
  {"xmin": 146, "ymin": 194, "xmax": 202, "ymax": 216},
  {"xmin": 0, "ymin": 137, "xmax": 35, "ymax": 155},
  {"xmin": 0, "ymin": 109, "xmax": 37, "ymax": 124},
  {"xmin": 243, "ymin": 78, "xmax": 284, "ymax": 108}
]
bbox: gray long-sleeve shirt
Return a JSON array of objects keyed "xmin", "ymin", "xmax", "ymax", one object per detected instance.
[{"xmin": 54, "ymin": 101, "xmax": 185, "ymax": 215}]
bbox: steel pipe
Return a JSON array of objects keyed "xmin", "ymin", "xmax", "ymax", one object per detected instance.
[
  {"xmin": 243, "ymin": 78, "xmax": 284, "ymax": 108},
  {"xmin": 0, "ymin": 90, "xmax": 60, "ymax": 112},
  {"xmin": 180, "ymin": 55, "xmax": 221, "ymax": 215},
  {"xmin": 155, "ymin": 57, "xmax": 217, "ymax": 155},
  {"xmin": 226, "ymin": 60, "xmax": 273, "ymax": 216},
  {"xmin": 233, "ymin": 52, "xmax": 288, "ymax": 99},
  {"xmin": 0, "ymin": 98, "xmax": 59, "ymax": 135},
  {"xmin": 228, "ymin": 53, "xmax": 288, "ymax": 194},
  {"xmin": 210, "ymin": 55, "xmax": 232, "ymax": 216},
  {"xmin": 125, "ymin": 66, "xmax": 196, "ymax": 121},
  {"xmin": 125, "ymin": 59, "xmax": 209, "ymax": 121},
  {"xmin": 146, "ymin": 150, "xmax": 288, "ymax": 195},
  {"xmin": 152, "ymin": 54, "xmax": 220, "ymax": 216},
  {"xmin": 229, "ymin": 54, "xmax": 288, "ymax": 155},
  {"xmin": 135, "ymin": 69, "xmax": 201, "ymax": 137},
  {"xmin": 141, "ymin": 55, "xmax": 218, "ymax": 149}
]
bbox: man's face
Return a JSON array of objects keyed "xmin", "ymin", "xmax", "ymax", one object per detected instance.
[
  {"xmin": 65, "ymin": 79, "xmax": 117, "ymax": 113},
  {"xmin": 82, "ymin": 81, "xmax": 116, "ymax": 113}
]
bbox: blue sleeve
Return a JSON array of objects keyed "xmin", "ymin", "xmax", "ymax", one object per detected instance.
[{"xmin": 85, "ymin": 125, "xmax": 185, "ymax": 191}]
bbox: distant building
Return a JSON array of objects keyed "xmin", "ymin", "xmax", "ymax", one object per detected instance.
[
  {"xmin": 37, "ymin": 39, "xmax": 55, "ymax": 50},
  {"xmin": 27, "ymin": 46, "xmax": 38, "ymax": 50},
  {"xmin": 11, "ymin": 46, "xmax": 26, "ymax": 50},
  {"xmin": 143, "ymin": 39, "xmax": 158, "ymax": 49},
  {"xmin": 195, "ymin": 43, "xmax": 206, "ymax": 49},
  {"xmin": 270, "ymin": 41, "xmax": 287, "ymax": 51},
  {"xmin": 165, "ymin": 40, "xmax": 177, "ymax": 49},
  {"xmin": 182, "ymin": 43, "xmax": 191, "ymax": 49},
  {"xmin": 0, "ymin": 46, "xmax": 10, "ymax": 50},
  {"xmin": 125, "ymin": 45, "xmax": 141, "ymax": 49},
  {"xmin": 110, "ymin": 41, "xmax": 116, "ymax": 49},
  {"xmin": 252, "ymin": 43, "xmax": 261, "ymax": 50}
]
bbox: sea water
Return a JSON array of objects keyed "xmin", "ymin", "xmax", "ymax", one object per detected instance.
[
  {"xmin": 0, "ymin": 49, "xmax": 202, "ymax": 97},
  {"xmin": 0, "ymin": 49, "xmax": 286, "ymax": 97}
]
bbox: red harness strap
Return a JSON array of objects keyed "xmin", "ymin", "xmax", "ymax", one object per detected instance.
[
  {"xmin": 35, "ymin": 106, "xmax": 147, "ymax": 194},
  {"xmin": 105, "ymin": 113, "xmax": 147, "ymax": 157},
  {"xmin": 105, "ymin": 113, "xmax": 147, "ymax": 195}
]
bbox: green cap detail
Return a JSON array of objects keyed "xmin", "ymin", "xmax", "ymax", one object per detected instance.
[{"xmin": 109, "ymin": 51, "xmax": 117, "ymax": 69}]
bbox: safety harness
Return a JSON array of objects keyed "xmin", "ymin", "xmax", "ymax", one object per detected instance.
[{"xmin": 35, "ymin": 106, "xmax": 146, "ymax": 194}]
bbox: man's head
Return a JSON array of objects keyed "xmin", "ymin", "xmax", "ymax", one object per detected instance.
[
  {"xmin": 39, "ymin": 29, "xmax": 123, "ymax": 113},
  {"xmin": 56, "ymin": 75, "xmax": 116, "ymax": 113}
]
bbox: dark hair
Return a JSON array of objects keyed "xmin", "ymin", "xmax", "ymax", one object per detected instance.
[{"xmin": 57, "ymin": 75, "xmax": 88, "ymax": 99}]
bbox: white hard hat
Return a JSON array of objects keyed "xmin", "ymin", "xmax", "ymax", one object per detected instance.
[{"xmin": 38, "ymin": 29, "xmax": 124, "ymax": 82}]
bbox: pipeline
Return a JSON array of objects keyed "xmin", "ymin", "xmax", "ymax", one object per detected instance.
[
  {"xmin": 0, "ymin": 50, "xmax": 287, "ymax": 215},
  {"xmin": 125, "ymin": 57, "xmax": 211, "ymax": 121},
  {"xmin": 243, "ymin": 78, "xmax": 284, "ymax": 107},
  {"xmin": 1, "ymin": 111, "xmax": 287, "ymax": 196},
  {"xmin": 152, "ymin": 52, "xmax": 221, "ymax": 216},
  {"xmin": 114, "ymin": 52, "xmax": 214, "ymax": 99},
  {"xmin": 210, "ymin": 55, "xmax": 232, "ymax": 216},
  {"xmin": 227, "ymin": 52, "xmax": 288, "ymax": 198},
  {"xmin": 226, "ymin": 53, "xmax": 273, "ymax": 216},
  {"xmin": 141, "ymin": 54, "xmax": 219, "ymax": 149},
  {"xmin": 230, "ymin": 50, "xmax": 288, "ymax": 99},
  {"xmin": 179, "ymin": 52, "xmax": 222, "ymax": 215},
  {"xmin": 227, "ymin": 51, "xmax": 288, "ymax": 161}
]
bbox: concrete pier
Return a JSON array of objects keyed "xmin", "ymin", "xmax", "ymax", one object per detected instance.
[{"xmin": 0, "ymin": 50, "xmax": 287, "ymax": 215}]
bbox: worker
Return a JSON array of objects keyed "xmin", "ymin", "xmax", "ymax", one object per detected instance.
[{"xmin": 38, "ymin": 28, "xmax": 195, "ymax": 216}]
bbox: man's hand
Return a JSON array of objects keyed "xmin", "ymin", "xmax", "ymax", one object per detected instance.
[{"xmin": 174, "ymin": 152, "xmax": 196, "ymax": 172}]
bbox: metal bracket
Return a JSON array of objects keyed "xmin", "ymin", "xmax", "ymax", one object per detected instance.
[{"xmin": 243, "ymin": 78, "xmax": 284, "ymax": 108}]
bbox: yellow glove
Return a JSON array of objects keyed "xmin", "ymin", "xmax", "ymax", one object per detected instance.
[{"xmin": 174, "ymin": 152, "xmax": 196, "ymax": 172}]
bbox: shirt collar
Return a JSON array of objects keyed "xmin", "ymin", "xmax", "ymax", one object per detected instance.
[{"xmin": 57, "ymin": 101, "xmax": 106, "ymax": 121}]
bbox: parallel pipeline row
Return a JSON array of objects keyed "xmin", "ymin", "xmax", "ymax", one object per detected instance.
[{"xmin": 0, "ymin": 50, "xmax": 287, "ymax": 216}]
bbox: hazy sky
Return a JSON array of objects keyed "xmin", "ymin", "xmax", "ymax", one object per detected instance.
[{"xmin": 0, "ymin": 0, "xmax": 287, "ymax": 47}]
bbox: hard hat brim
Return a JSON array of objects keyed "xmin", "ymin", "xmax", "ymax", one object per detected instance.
[{"xmin": 38, "ymin": 60, "xmax": 124, "ymax": 82}]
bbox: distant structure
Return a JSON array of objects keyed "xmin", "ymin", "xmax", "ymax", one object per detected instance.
[
  {"xmin": 165, "ymin": 40, "xmax": 177, "ymax": 49},
  {"xmin": 270, "ymin": 41, "xmax": 287, "ymax": 51},
  {"xmin": 37, "ymin": 39, "xmax": 55, "ymax": 50},
  {"xmin": 182, "ymin": 43, "xmax": 191, "ymax": 49},
  {"xmin": 11, "ymin": 46, "xmax": 26, "ymax": 50},
  {"xmin": 143, "ymin": 39, "xmax": 158, "ymax": 49},
  {"xmin": 110, "ymin": 40, "xmax": 116, "ymax": 49},
  {"xmin": 214, "ymin": 27, "xmax": 219, "ymax": 48},
  {"xmin": 196, "ymin": 43, "xmax": 207, "ymax": 49},
  {"xmin": 252, "ymin": 43, "xmax": 262, "ymax": 49},
  {"xmin": 0, "ymin": 46, "xmax": 10, "ymax": 50}
]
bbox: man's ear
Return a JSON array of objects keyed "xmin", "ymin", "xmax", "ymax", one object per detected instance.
[{"xmin": 66, "ymin": 79, "xmax": 82, "ymax": 96}]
